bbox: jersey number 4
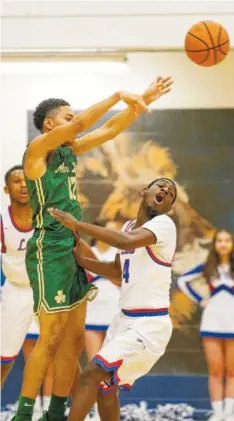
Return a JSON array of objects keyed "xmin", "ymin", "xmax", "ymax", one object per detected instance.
[{"xmin": 123, "ymin": 259, "xmax": 130, "ymax": 283}]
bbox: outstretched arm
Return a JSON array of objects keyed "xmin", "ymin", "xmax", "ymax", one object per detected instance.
[
  {"xmin": 73, "ymin": 232, "xmax": 122, "ymax": 284},
  {"xmin": 72, "ymin": 76, "xmax": 173, "ymax": 155},
  {"xmin": 176, "ymin": 264, "xmax": 205, "ymax": 303},
  {"xmin": 48, "ymin": 209, "xmax": 156, "ymax": 250},
  {"xmin": 24, "ymin": 91, "xmax": 147, "ymax": 180},
  {"xmin": 75, "ymin": 254, "xmax": 122, "ymax": 283}
]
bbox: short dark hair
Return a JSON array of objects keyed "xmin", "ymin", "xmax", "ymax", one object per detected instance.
[
  {"xmin": 147, "ymin": 177, "xmax": 177, "ymax": 204},
  {"xmin": 5, "ymin": 165, "xmax": 23, "ymax": 186},
  {"xmin": 33, "ymin": 98, "xmax": 70, "ymax": 132}
]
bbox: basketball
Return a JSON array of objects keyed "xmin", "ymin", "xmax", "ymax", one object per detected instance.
[{"xmin": 185, "ymin": 21, "xmax": 230, "ymax": 67}]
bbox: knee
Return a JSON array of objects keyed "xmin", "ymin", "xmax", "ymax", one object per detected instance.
[
  {"xmin": 80, "ymin": 362, "xmax": 106, "ymax": 387},
  {"xmin": 225, "ymin": 365, "xmax": 234, "ymax": 379},
  {"xmin": 208, "ymin": 363, "xmax": 224, "ymax": 378},
  {"xmin": 98, "ymin": 390, "xmax": 118, "ymax": 407},
  {"xmin": 39, "ymin": 322, "xmax": 65, "ymax": 356},
  {"xmin": 65, "ymin": 332, "xmax": 85, "ymax": 358}
]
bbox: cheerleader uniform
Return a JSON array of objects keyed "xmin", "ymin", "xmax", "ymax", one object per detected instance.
[{"xmin": 176, "ymin": 263, "xmax": 234, "ymax": 338}]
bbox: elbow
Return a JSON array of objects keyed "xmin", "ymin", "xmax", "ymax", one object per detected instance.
[
  {"xmin": 117, "ymin": 239, "xmax": 134, "ymax": 251},
  {"xmin": 103, "ymin": 124, "xmax": 118, "ymax": 140},
  {"xmin": 71, "ymin": 117, "xmax": 84, "ymax": 134}
]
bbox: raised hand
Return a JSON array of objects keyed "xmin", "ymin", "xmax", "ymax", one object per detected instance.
[
  {"xmin": 144, "ymin": 76, "xmax": 174, "ymax": 104},
  {"xmin": 120, "ymin": 91, "xmax": 149, "ymax": 116}
]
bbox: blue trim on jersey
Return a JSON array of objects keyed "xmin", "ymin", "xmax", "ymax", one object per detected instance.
[
  {"xmin": 122, "ymin": 308, "xmax": 169, "ymax": 317},
  {"xmin": 146, "ymin": 247, "xmax": 172, "ymax": 267},
  {"xmin": 186, "ymin": 283, "xmax": 203, "ymax": 303},
  {"xmin": 93, "ymin": 356, "xmax": 121, "ymax": 374},
  {"xmin": 88, "ymin": 275, "xmax": 104, "ymax": 283},
  {"xmin": 175, "ymin": 263, "xmax": 205, "ymax": 303},
  {"xmin": 85, "ymin": 324, "xmax": 109, "ymax": 332},
  {"xmin": 1, "ymin": 355, "xmax": 17, "ymax": 364},
  {"xmin": 1, "ymin": 359, "xmax": 15, "ymax": 365},
  {"xmin": 26, "ymin": 333, "xmax": 39, "ymax": 340},
  {"xmin": 211, "ymin": 285, "xmax": 234, "ymax": 296},
  {"xmin": 200, "ymin": 331, "xmax": 234, "ymax": 338},
  {"xmin": 182, "ymin": 263, "xmax": 205, "ymax": 277}
]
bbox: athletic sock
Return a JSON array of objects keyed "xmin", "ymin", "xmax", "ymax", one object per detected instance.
[
  {"xmin": 224, "ymin": 398, "xmax": 234, "ymax": 416},
  {"xmin": 15, "ymin": 396, "xmax": 35, "ymax": 421},
  {"xmin": 211, "ymin": 400, "xmax": 223, "ymax": 420},
  {"xmin": 42, "ymin": 396, "xmax": 51, "ymax": 411},
  {"xmin": 47, "ymin": 394, "xmax": 68, "ymax": 421}
]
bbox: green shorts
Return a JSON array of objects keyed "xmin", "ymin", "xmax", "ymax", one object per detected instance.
[{"xmin": 26, "ymin": 229, "xmax": 98, "ymax": 316}]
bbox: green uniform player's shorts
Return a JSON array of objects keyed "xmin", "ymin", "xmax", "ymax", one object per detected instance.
[{"xmin": 26, "ymin": 229, "xmax": 98, "ymax": 316}]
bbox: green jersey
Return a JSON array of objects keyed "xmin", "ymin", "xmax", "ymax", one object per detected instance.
[{"xmin": 24, "ymin": 146, "xmax": 81, "ymax": 235}]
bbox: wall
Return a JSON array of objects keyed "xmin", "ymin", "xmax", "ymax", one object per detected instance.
[
  {"xmin": 1, "ymin": 50, "xmax": 234, "ymax": 188},
  {"xmin": 2, "ymin": 1, "xmax": 234, "ymax": 49}
]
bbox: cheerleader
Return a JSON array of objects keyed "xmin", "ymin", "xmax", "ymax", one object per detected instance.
[{"xmin": 177, "ymin": 230, "xmax": 234, "ymax": 421}]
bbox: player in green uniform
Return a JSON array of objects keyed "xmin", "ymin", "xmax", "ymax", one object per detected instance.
[{"xmin": 13, "ymin": 77, "xmax": 173, "ymax": 421}]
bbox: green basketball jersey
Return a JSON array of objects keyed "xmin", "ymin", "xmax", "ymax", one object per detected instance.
[{"xmin": 23, "ymin": 146, "xmax": 81, "ymax": 234}]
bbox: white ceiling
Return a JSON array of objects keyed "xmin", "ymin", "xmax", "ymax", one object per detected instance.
[{"xmin": 2, "ymin": 1, "xmax": 234, "ymax": 51}]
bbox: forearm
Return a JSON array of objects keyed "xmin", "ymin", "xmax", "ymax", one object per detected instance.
[
  {"xmin": 79, "ymin": 239, "xmax": 97, "ymax": 259},
  {"xmin": 75, "ymin": 92, "xmax": 120, "ymax": 132},
  {"xmin": 77, "ymin": 256, "xmax": 121, "ymax": 281},
  {"xmin": 74, "ymin": 221, "xmax": 129, "ymax": 249},
  {"xmin": 101, "ymin": 87, "xmax": 159, "ymax": 136}
]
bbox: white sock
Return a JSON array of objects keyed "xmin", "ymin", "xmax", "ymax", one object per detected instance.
[
  {"xmin": 212, "ymin": 401, "xmax": 223, "ymax": 419},
  {"xmin": 34, "ymin": 396, "xmax": 42, "ymax": 411},
  {"xmin": 224, "ymin": 398, "xmax": 234, "ymax": 416},
  {"xmin": 42, "ymin": 396, "xmax": 50, "ymax": 410}
]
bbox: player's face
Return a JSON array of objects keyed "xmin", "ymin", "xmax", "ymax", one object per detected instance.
[
  {"xmin": 142, "ymin": 180, "xmax": 176, "ymax": 217},
  {"xmin": 4, "ymin": 170, "xmax": 29, "ymax": 205},
  {"xmin": 44, "ymin": 106, "xmax": 74, "ymax": 144},
  {"xmin": 214, "ymin": 231, "xmax": 233, "ymax": 257},
  {"xmin": 52, "ymin": 106, "xmax": 74, "ymax": 127}
]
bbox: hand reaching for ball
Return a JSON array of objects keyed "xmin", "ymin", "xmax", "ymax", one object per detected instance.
[{"xmin": 144, "ymin": 76, "xmax": 174, "ymax": 104}]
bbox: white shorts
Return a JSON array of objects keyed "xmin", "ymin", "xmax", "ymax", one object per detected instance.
[
  {"xmin": 1, "ymin": 280, "xmax": 39, "ymax": 364},
  {"xmin": 93, "ymin": 311, "xmax": 172, "ymax": 392},
  {"xmin": 200, "ymin": 293, "xmax": 234, "ymax": 338},
  {"xmin": 85, "ymin": 280, "xmax": 120, "ymax": 331}
]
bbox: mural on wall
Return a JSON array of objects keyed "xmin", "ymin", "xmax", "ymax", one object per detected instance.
[{"xmin": 28, "ymin": 108, "xmax": 234, "ymax": 375}]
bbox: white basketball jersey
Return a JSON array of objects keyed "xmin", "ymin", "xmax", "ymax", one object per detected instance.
[
  {"xmin": 118, "ymin": 215, "xmax": 176, "ymax": 310},
  {"xmin": 89, "ymin": 246, "xmax": 120, "ymax": 301},
  {"xmin": 1, "ymin": 206, "xmax": 33, "ymax": 287}
]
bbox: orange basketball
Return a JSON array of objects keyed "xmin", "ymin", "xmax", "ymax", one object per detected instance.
[{"xmin": 185, "ymin": 21, "xmax": 230, "ymax": 67}]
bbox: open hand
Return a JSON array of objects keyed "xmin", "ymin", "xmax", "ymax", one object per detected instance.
[
  {"xmin": 48, "ymin": 208, "xmax": 78, "ymax": 231},
  {"xmin": 120, "ymin": 91, "xmax": 149, "ymax": 116},
  {"xmin": 144, "ymin": 76, "xmax": 174, "ymax": 104}
]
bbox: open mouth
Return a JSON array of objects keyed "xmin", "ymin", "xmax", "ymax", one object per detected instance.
[
  {"xmin": 155, "ymin": 192, "xmax": 166, "ymax": 204},
  {"xmin": 20, "ymin": 191, "xmax": 28, "ymax": 197}
]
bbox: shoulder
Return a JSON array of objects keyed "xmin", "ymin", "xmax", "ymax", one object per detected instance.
[{"xmin": 146, "ymin": 214, "xmax": 176, "ymax": 230}]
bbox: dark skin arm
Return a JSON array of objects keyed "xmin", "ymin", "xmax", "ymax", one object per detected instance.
[
  {"xmin": 73, "ymin": 232, "xmax": 122, "ymax": 285},
  {"xmin": 48, "ymin": 209, "xmax": 156, "ymax": 251},
  {"xmin": 79, "ymin": 238, "xmax": 97, "ymax": 260}
]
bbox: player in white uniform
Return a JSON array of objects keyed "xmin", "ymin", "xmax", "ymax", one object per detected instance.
[
  {"xmin": 1, "ymin": 166, "xmax": 52, "ymax": 412},
  {"xmin": 176, "ymin": 229, "xmax": 234, "ymax": 421},
  {"xmin": 48, "ymin": 177, "xmax": 177, "ymax": 421},
  {"xmin": 85, "ymin": 220, "xmax": 120, "ymax": 361}
]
